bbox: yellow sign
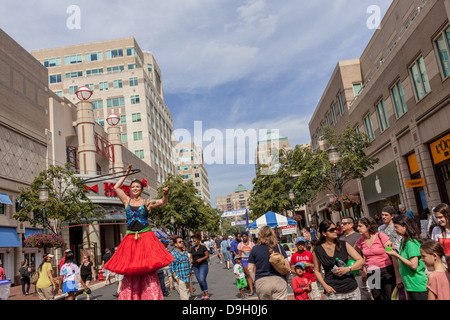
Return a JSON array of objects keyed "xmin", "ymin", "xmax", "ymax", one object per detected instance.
[
  {"xmin": 405, "ymin": 178, "xmax": 426, "ymax": 188},
  {"xmin": 430, "ymin": 133, "xmax": 450, "ymax": 165},
  {"xmin": 407, "ymin": 153, "xmax": 420, "ymax": 175}
]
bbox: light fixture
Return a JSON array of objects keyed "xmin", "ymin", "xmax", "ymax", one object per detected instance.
[
  {"xmin": 75, "ymin": 86, "xmax": 93, "ymax": 101},
  {"xmin": 38, "ymin": 185, "xmax": 49, "ymax": 203},
  {"xmin": 289, "ymin": 190, "xmax": 295, "ymax": 201},
  {"xmin": 327, "ymin": 146, "xmax": 340, "ymax": 166},
  {"xmin": 106, "ymin": 113, "xmax": 120, "ymax": 126}
]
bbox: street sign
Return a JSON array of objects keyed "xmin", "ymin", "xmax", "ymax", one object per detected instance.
[{"xmin": 405, "ymin": 178, "xmax": 426, "ymax": 188}]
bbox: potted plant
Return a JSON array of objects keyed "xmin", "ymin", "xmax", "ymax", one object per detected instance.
[
  {"xmin": 23, "ymin": 233, "xmax": 65, "ymax": 249},
  {"xmin": 327, "ymin": 194, "xmax": 361, "ymax": 212}
]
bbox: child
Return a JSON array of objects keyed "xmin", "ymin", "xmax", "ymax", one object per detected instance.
[
  {"xmin": 292, "ymin": 262, "xmax": 311, "ymax": 300},
  {"xmin": 58, "ymin": 252, "xmax": 89, "ymax": 300},
  {"xmin": 233, "ymin": 256, "xmax": 248, "ymax": 299},
  {"xmin": 420, "ymin": 239, "xmax": 450, "ymax": 300}
]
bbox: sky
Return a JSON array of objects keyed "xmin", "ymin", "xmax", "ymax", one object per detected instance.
[{"xmin": 0, "ymin": 0, "xmax": 392, "ymax": 207}]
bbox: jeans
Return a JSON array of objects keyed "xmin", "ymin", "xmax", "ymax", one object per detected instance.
[
  {"xmin": 407, "ymin": 291, "xmax": 428, "ymax": 300},
  {"xmin": 192, "ymin": 264, "xmax": 209, "ymax": 293},
  {"xmin": 21, "ymin": 277, "xmax": 30, "ymax": 295},
  {"xmin": 157, "ymin": 270, "xmax": 168, "ymax": 296}
]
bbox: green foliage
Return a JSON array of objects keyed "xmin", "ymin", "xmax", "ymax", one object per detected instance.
[
  {"xmin": 14, "ymin": 164, "xmax": 104, "ymax": 235},
  {"xmin": 151, "ymin": 174, "xmax": 220, "ymax": 236}
]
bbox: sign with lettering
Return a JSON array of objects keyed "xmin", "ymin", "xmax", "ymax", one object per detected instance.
[
  {"xmin": 430, "ymin": 133, "xmax": 450, "ymax": 165},
  {"xmin": 103, "ymin": 183, "xmax": 130, "ymax": 197},
  {"xmin": 405, "ymin": 178, "xmax": 426, "ymax": 188}
]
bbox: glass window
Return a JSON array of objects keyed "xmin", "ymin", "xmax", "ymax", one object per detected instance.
[
  {"xmin": 337, "ymin": 91, "xmax": 345, "ymax": 115},
  {"xmin": 120, "ymin": 115, "xmax": 126, "ymax": 124},
  {"xmin": 148, "ymin": 64, "xmax": 153, "ymax": 72},
  {"xmin": 409, "ymin": 56, "xmax": 431, "ymax": 100},
  {"xmin": 92, "ymin": 100, "xmax": 103, "ymax": 110},
  {"xmin": 364, "ymin": 113, "xmax": 375, "ymax": 142},
  {"xmin": 107, "ymin": 97, "xmax": 125, "ymax": 107},
  {"xmin": 113, "ymin": 80, "xmax": 123, "ymax": 88},
  {"xmin": 133, "ymin": 131, "xmax": 143, "ymax": 141},
  {"xmin": 375, "ymin": 99, "xmax": 389, "ymax": 132},
  {"xmin": 49, "ymin": 74, "xmax": 62, "ymax": 84},
  {"xmin": 135, "ymin": 150, "xmax": 144, "ymax": 159},
  {"xmin": 95, "ymin": 118, "xmax": 104, "ymax": 127},
  {"xmin": 128, "ymin": 64, "xmax": 137, "ymax": 70},
  {"xmin": 69, "ymin": 85, "xmax": 78, "ymax": 95},
  {"xmin": 127, "ymin": 47, "xmax": 135, "ymax": 56},
  {"xmin": 65, "ymin": 71, "xmax": 83, "ymax": 79},
  {"xmin": 132, "ymin": 113, "xmax": 141, "ymax": 122},
  {"xmin": 99, "ymin": 81, "xmax": 108, "ymax": 91},
  {"xmin": 86, "ymin": 68, "xmax": 103, "ymax": 76},
  {"xmin": 107, "ymin": 65, "xmax": 124, "ymax": 73},
  {"xmin": 129, "ymin": 77, "xmax": 138, "ymax": 87},
  {"xmin": 121, "ymin": 133, "xmax": 128, "ymax": 143},
  {"xmin": 391, "ymin": 80, "xmax": 407, "ymax": 118},
  {"xmin": 353, "ymin": 83, "xmax": 362, "ymax": 97},
  {"xmin": 44, "ymin": 57, "xmax": 61, "ymax": 67},
  {"xmin": 331, "ymin": 103, "xmax": 338, "ymax": 126},
  {"xmin": 65, "ymin": 54, "xmax": 82, "ymax": 65},
  {"xmin": 131, "ymin": 95, "xmax": 140, "ymax": 104},
  {"xmin": 106, "ymin": 49, "xmax": 123, "ymax": 59},
  {"xmin": 435, "ymin": 26, "xmax": 450, "ymax": 78},
  {"xmin": 85, "ymin": 52, "xmax": 103, "ymax": 62}
]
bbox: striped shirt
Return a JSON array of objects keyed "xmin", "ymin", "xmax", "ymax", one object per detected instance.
[{"xmin": 169, "ymin": 249, "xmax": 191, "ymax": 283}]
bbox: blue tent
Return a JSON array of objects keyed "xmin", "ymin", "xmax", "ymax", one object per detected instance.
[{"xmin": 248, "ymin": 211, "xmax": 297, "ymax": 229}]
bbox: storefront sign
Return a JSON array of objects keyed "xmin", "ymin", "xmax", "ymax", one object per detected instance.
[
  {"xmin": 405, "ymin": 178, "xmax": 426, "ymax": 188},
  {"xmin": 430, "ymin": 133, "xmax": 450, "ymax": 165},
  {"xmin": 361, "ymin": 161, "xmax": 402, "ymax": 205},
  {"xmin": 407, "ymin": 153, "xmax": 420, "ymax": 175},
  {"xmin": 104, "ymin": 183, "xmax": 130, "ymax": 197},
  {"xmin": 281, "ymin": 225, "xmax": 297, "ymax": 235}
]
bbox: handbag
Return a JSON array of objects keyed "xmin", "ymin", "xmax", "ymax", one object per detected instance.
[
  {"xmin": 391, "ymin": 285, "xmax": 409, "ymax": 300},
  {"xmin": 269, "ymin": 244, "xmax": 291, "ymax": 275},
  {"xmin": 30, "ymin": 271, "xmax": 39, "ymax": 285}
]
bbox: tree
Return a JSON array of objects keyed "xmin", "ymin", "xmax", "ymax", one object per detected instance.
[
  {"xmin": 14, "ymin": 164, "xmax": 104, "ymax": 235},
  {"xmin": 150, "ymin": 174, "xmax": 220, "ymax": 237}
]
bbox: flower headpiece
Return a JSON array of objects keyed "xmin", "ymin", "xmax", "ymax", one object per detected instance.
[{"xmin": 141, "ymin": 179, "xmax": 148, "ymax": 187}]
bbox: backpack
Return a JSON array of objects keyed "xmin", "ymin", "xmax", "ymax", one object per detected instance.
[{"xmin": 30, "ymin": 272, "xmax": 39, "ymax": 285}]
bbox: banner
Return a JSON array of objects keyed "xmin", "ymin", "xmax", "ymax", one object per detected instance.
[
  {"xmin": 281, "ymin": 225, "xmax": 297, "ymax": 235},
  {"xmin": 221, "ymin": 208, "xmax": 248, "ymax": 218}
]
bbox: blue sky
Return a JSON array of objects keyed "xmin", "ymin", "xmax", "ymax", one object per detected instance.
[{"xmin": 1, "ymin": 0, "xmax": 392, "ymax": 207}]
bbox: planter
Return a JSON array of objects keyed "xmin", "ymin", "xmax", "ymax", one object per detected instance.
[
  {"xmin": 23, "ymin": 233, "xmax": 65, "ymax": 249},
  {"xmin": 327, "ymin": 194, "xmax": 361, "ymax": 212}
]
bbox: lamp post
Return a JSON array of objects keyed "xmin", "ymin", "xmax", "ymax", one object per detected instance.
[
  {"xmin": 327, "ymin": 146, "xmax": 345, "ymax": 217},
  {"xmin": 39, "ymin": 185, "xmax": 49, "ymax": 253},
  {"xmin": 170, "ymin": 216, "xmax": 175, "ymax": 236},
  {"xmin": 289, "ymin": 190, "xmax": 302, "ymax": 229}
]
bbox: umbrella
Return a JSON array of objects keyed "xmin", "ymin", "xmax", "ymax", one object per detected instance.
[{"xmin": 248, "ymin": 211, "xmax": 297, "ymax": 229}]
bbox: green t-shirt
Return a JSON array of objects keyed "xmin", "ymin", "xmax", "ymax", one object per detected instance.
[{"xmin": 398, "ymin": 239, "xmax": 427, "ymax": 292}]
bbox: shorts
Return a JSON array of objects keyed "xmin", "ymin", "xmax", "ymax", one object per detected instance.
[
  {"xmin": 81, "ymin": 274, "xmax": 92, "ymax": 283},
  {"xmin": 62, "ymin": 280, "xmax": 79, "ymax": 294},
  {"xmin": 236, "ymin": 277, "xmax": 248, "ymax": 289},
  {"xmin": 115, "ymin": 273, "xmax": 124, "ymax": 281},
  {"xmin": 241, "ymin": 259, "xmax": 249, "ymax": 267},
  {"xmin": 103, "ymin": 268, "xmax": 111, "ymax": 277}
]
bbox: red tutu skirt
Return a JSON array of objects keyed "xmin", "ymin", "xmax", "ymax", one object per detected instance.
[{"xmin": 104, "ymin": 230, "xmax": 174, "ymax": 276}]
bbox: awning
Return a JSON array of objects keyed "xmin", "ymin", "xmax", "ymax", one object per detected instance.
[
  {"xmin": 248, "ymin": 211, "xmax": 297, "ymax": 229},
  {"xmin": 0, "ymin": 227, "xmax": 22, "ymax": 247},
  {"xmin": 24, "ymin": 228, "xmax": 42, "ymax": 239},
  {"xmin": 0, "ymin": 193, "xmax": 13, "ymax": 205}
]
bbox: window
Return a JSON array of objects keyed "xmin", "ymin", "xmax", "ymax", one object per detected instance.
[
  {"xmin": 331, "ymin": 103, "xmax": 338, "ymax": 126},
  {"xmin": 86, "ymin": 68, "xmax": 103, "ymax": 76},
  {"xmin": 434, "ymin": 26, "xmax": 450, "ymax": 78},
  {"xmin": 69, "ymin": 85, "xmax": 78, "ymax": 95},
  {"xmin": 132, "ymin": 113, "xmax": 141, "ymax": 122},
  {"xmin": 85, "ymin": 51, "xmax": 103, "ymax": 62},
  {"xmin": 44, "ymin": 57, "xmax": 61, "ymax": 67},
  {"xmin": 65, "ymin": 71, "xmax": 83, "ymax": 79},
  {"xmin": 131, "ymin": 95, "xmax": 140, "ymax": 104},
  {"xmin": 127, "ymin": 47, "xmax": 135, "ymax": 56},
  {"xmin": 337, "ymin": 91, "xmax": 345, "ymax": 115},
  {"xmin": 148, "ymin": 64, "xmax": 153, "ymax": 72},
  {"xmin": 121, "ymin": 133, "xmax": 128, "ymax": 143},
  {"xmin": 95, "ymin": 118, "xmax": 104, "ymax": 127},
  {"xmin": 54, "ymin": 91, "xmax": 63, "ymax": 97},
  {"xmin": 391, "ymin": 80, "xmax": 407, "ymax": 118},
  {"xmin": 196, "ymin": 182, "xmax": 201, "ymax": 187},
  {"xmin": 133, "ymin": 131, "xmax": 143, "ymax": 141},
  {"xmin": 409, "ymin": 56, "xmax": 431, "ymax": 100},
  {"xmin": 85, "ymin": 83, "xmax": 94, "ymax": 91},
  {"xmin": 375, "ymin": 99, "xmax": 389, "ymax": 132},
  {"xmin": 99, "ymin": 81, "xmax": 108, "ymax": 91},
  {"xmin": 0, "ymin": 204, "xmax": 4, "ymax": 215},
  {"xmin": 113, "ymin": 80, "xmax": 123, "ymax": 88},
  {"xmin": 106, "ymin": 97, "xmax": 125, "ymax": 107},
  {"xmin": 92, "ymin": 100, "xmax": 103, "ymax": 110},
  {"xmin": 49, "ymin": 74, "xmax": 62, "ymax": 84},
  {"xmin": 353, "ymin": 83, "xmax": 362, "ymax": 97},
  {"xmin": 129, "ymin": 77, "xmax": 138, "ymax": 87},
  {"xmin": 128, "ymin": 64, "xmax": 137, "ymax": 70},
  {"xmin": 363, "ymin": 114, "xmax": 375, "ymax": 142},
  {"xmin": 106, "ymin": 49, "xmax": 123, "ymax": 59},
  {"xmin": 107, "ymin": 65, "xmax": 124, "ymax": 74},
  {"xmin": 135, "ymin": 150, "xmax": 144, "ymax": 159},
  {"xmin": 120, "ymin": 115, "xmax": 126, "ymax": 124},
  {"xmin": 65, "ymin": 54, "xmax": 82, "ymax": 65}
]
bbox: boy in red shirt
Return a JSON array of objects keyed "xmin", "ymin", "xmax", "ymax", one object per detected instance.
[{"xmin": 292, "ymin": 262, "xmax": 311, "ymax": 300}]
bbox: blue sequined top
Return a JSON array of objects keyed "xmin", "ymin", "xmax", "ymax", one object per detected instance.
[{"xmin": 126, "ymin": 200, "xmax": 149, "ymax": 231}]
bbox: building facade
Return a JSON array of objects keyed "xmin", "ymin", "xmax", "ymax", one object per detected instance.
[
  {"xmin": 30, "ymin": 37, "xmax": 176, "ymax": 185},
  {"xmin": 309, "ymin": 0, "xmax": 450, "ymax": 222},
  {"xmin": 216, "ymin": 184, "xmax": 251, "ymax": 213},
  {"xmin": 175, "ymin": 142, "xmax": 211, "ymax": 206}
]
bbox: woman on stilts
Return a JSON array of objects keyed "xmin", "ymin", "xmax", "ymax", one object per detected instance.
[{"xmin": 104, "ymin": 164, "xmax": 174, "ymax": 300}]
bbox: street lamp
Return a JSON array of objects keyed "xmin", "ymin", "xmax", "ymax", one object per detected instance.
[
  {"xmin": 289, "ymin": 189, "xmax": 302, "ymax": 229},
  {"xmin": 39, "ymin": 185, "xmax": 49, "ymax": 253},
  {"xmin": 327, "ymin": 146, "xmax": 345, "ymax": 216}
]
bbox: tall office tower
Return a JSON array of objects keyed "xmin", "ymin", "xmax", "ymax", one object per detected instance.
[
  {"xmin": 30, "ymin": 37, "xmax": 176, "ymax": 185},
  {"xmin": 175, "ymin": 142, "xmax": 211, "ymax": 206},
  {"xmin": 215, "ymin": 185, "xmax": 251, "ymax": 213}
]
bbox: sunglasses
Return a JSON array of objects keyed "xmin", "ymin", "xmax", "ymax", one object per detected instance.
[
  {"xmin": 341, "ymin": 222, "xmax": 352, "ymax": 225},
  {"xmin": 327, "ymin": 228, "xmax": 337, "ymax": 233}
]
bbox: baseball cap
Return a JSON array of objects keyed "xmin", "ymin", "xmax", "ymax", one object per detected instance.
[
  {"xmin": 43, "ymin": 254, "xmax": 54, "ymax": 259},
  {"xmin": 294, "ymin": 262, "xmax": 306, "ymax": 269},
  {"xmin": 295, "ymin": 237, "xmax": 306, "ymax": 244},
  {"xmin": 64, "ymin": 249, "xmax": 72, "ymax": 253},
  {"xmin": 235, "ymin": 255, "xmax": 242, "ymax": 260}
]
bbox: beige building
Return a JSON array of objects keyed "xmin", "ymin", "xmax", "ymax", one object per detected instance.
[
  {"xmin": 255, "ymin": 131, "xmax": 292, "ymax": 173},
  {"xmin": 0, "ymin": 29, "xmax": 162, "ymax": 284},
  {"xmin": 216, "ymin": 184, "xmax": 251, "ymax": 213},
  {"xmin": 309, "ymin": 0, "xmax": 450, "ymax": 223},
  {"xmin": 30, "ymin": 37, "xmax": 175, "ymax": 185},
  {"xmin": 175, "ymin": 142, "xmax": 211, "ymax": 205}
]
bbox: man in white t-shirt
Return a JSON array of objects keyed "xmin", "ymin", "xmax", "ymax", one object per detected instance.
[{"xmin": 378, "ymin": 206, "xmax": 401, "ymax": 251}]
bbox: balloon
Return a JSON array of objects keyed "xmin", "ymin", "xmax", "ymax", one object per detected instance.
[{"xmin": 347, "ymin": 260, "xmax": 359, "ymax": 275}]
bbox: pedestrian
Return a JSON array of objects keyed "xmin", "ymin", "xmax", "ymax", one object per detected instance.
[
  {"xmin": 378, "ymin": 206, "xmax": 402, "ymax": 251},
  {"xmin": 398, "ymin": 204, "xmax": 407, "ymax": 216},
  {"xmin": 36, "ymin": 253, "xmax": 56, "ymax": 300},
  {"xmin": 313, "ymin": 219, "xmax": 364, "ymax": 300},
  {"xmin": 355, "ymin": 217, "xmax": 399, "ymax": 300},
  {"xmin": 167, "ymin": 238, "xmax": 175, "ymax": 253},
  {"xmin": 102, "ymin": 248, "xmax": 113, "ymax": 286},
  {"xmin": 59, "ymin": 251, "xmax": 90, "ymax": 300},
  {"xmin": 430, "ymin": 203, "xmax": 450, "ymax": 258},
  {"xmin": 221, "ymin": 236, "xmax": 232, "ymax": 270},
  {"xmin": 190, "ymin": 233, "xmax": 210, "ymax": 300},
  {"xmin": 247, "ymin": 225, "xmax": 290, "ymax": 300},
  {"xmin": 0, "ymin": 263, "xmax": 5, "ymax": 280},
  {"xmin": 18, "ymin": 261, "xmax": 31, "ymax": 296},
  {"xmin": 419, "ymin": 208, "xmax": 430, "ymax": 239},
  {"xmin": 238, "ymin": 232, "xmax": 255, "ymax": 296},
  {"xmin": 292, "ymin": 262, "xmax": 311, "ymax": 300},
  {"xmin": 427, "ymin": 207, "xmax": 439, "ymax": 238},
  {"xmin": 420, "ymin": 239, "xmax": 450, "ymax": 300},
  {"xmin": 59, "ymin": 248, "xmax": 72, "ymax": 272},
  {"xmin": 230, "ymin": 232, "xmax": 242, "ymax": 264},
  {"xmin": 103, "ymin": 163, "xmax": 174, "ymax": 300},
  {"xmin": 406, "ymin": 210, "xmax": 415, "ymax": 220},
  {"xmin": 233, "ymin": 255, "xmax": 248, "ymax": 299},
  {"xmin": 169, "ymin": 236, "xmax": 191, "ymax": 300},
  {"xmin": 386, "ymin": 215, "xmax": 428, "ymax": 300},
  {"xmin": 310, "ymin": 225, "xmax": 318, "ymax": 248},
  {"xmin": 157, "ymin": 267, "xmax": 170, "ymax": 297},
  {"xmin": 339, "ymin": 216, "xmax": 371, "ymax": 300},
  {"xmin": 215, "ymin": 236, "xmax": 223, "ymax": 263},
  {"xmin": 80, "ymin": 255, "xmax": 96, "ymax": 300}
]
